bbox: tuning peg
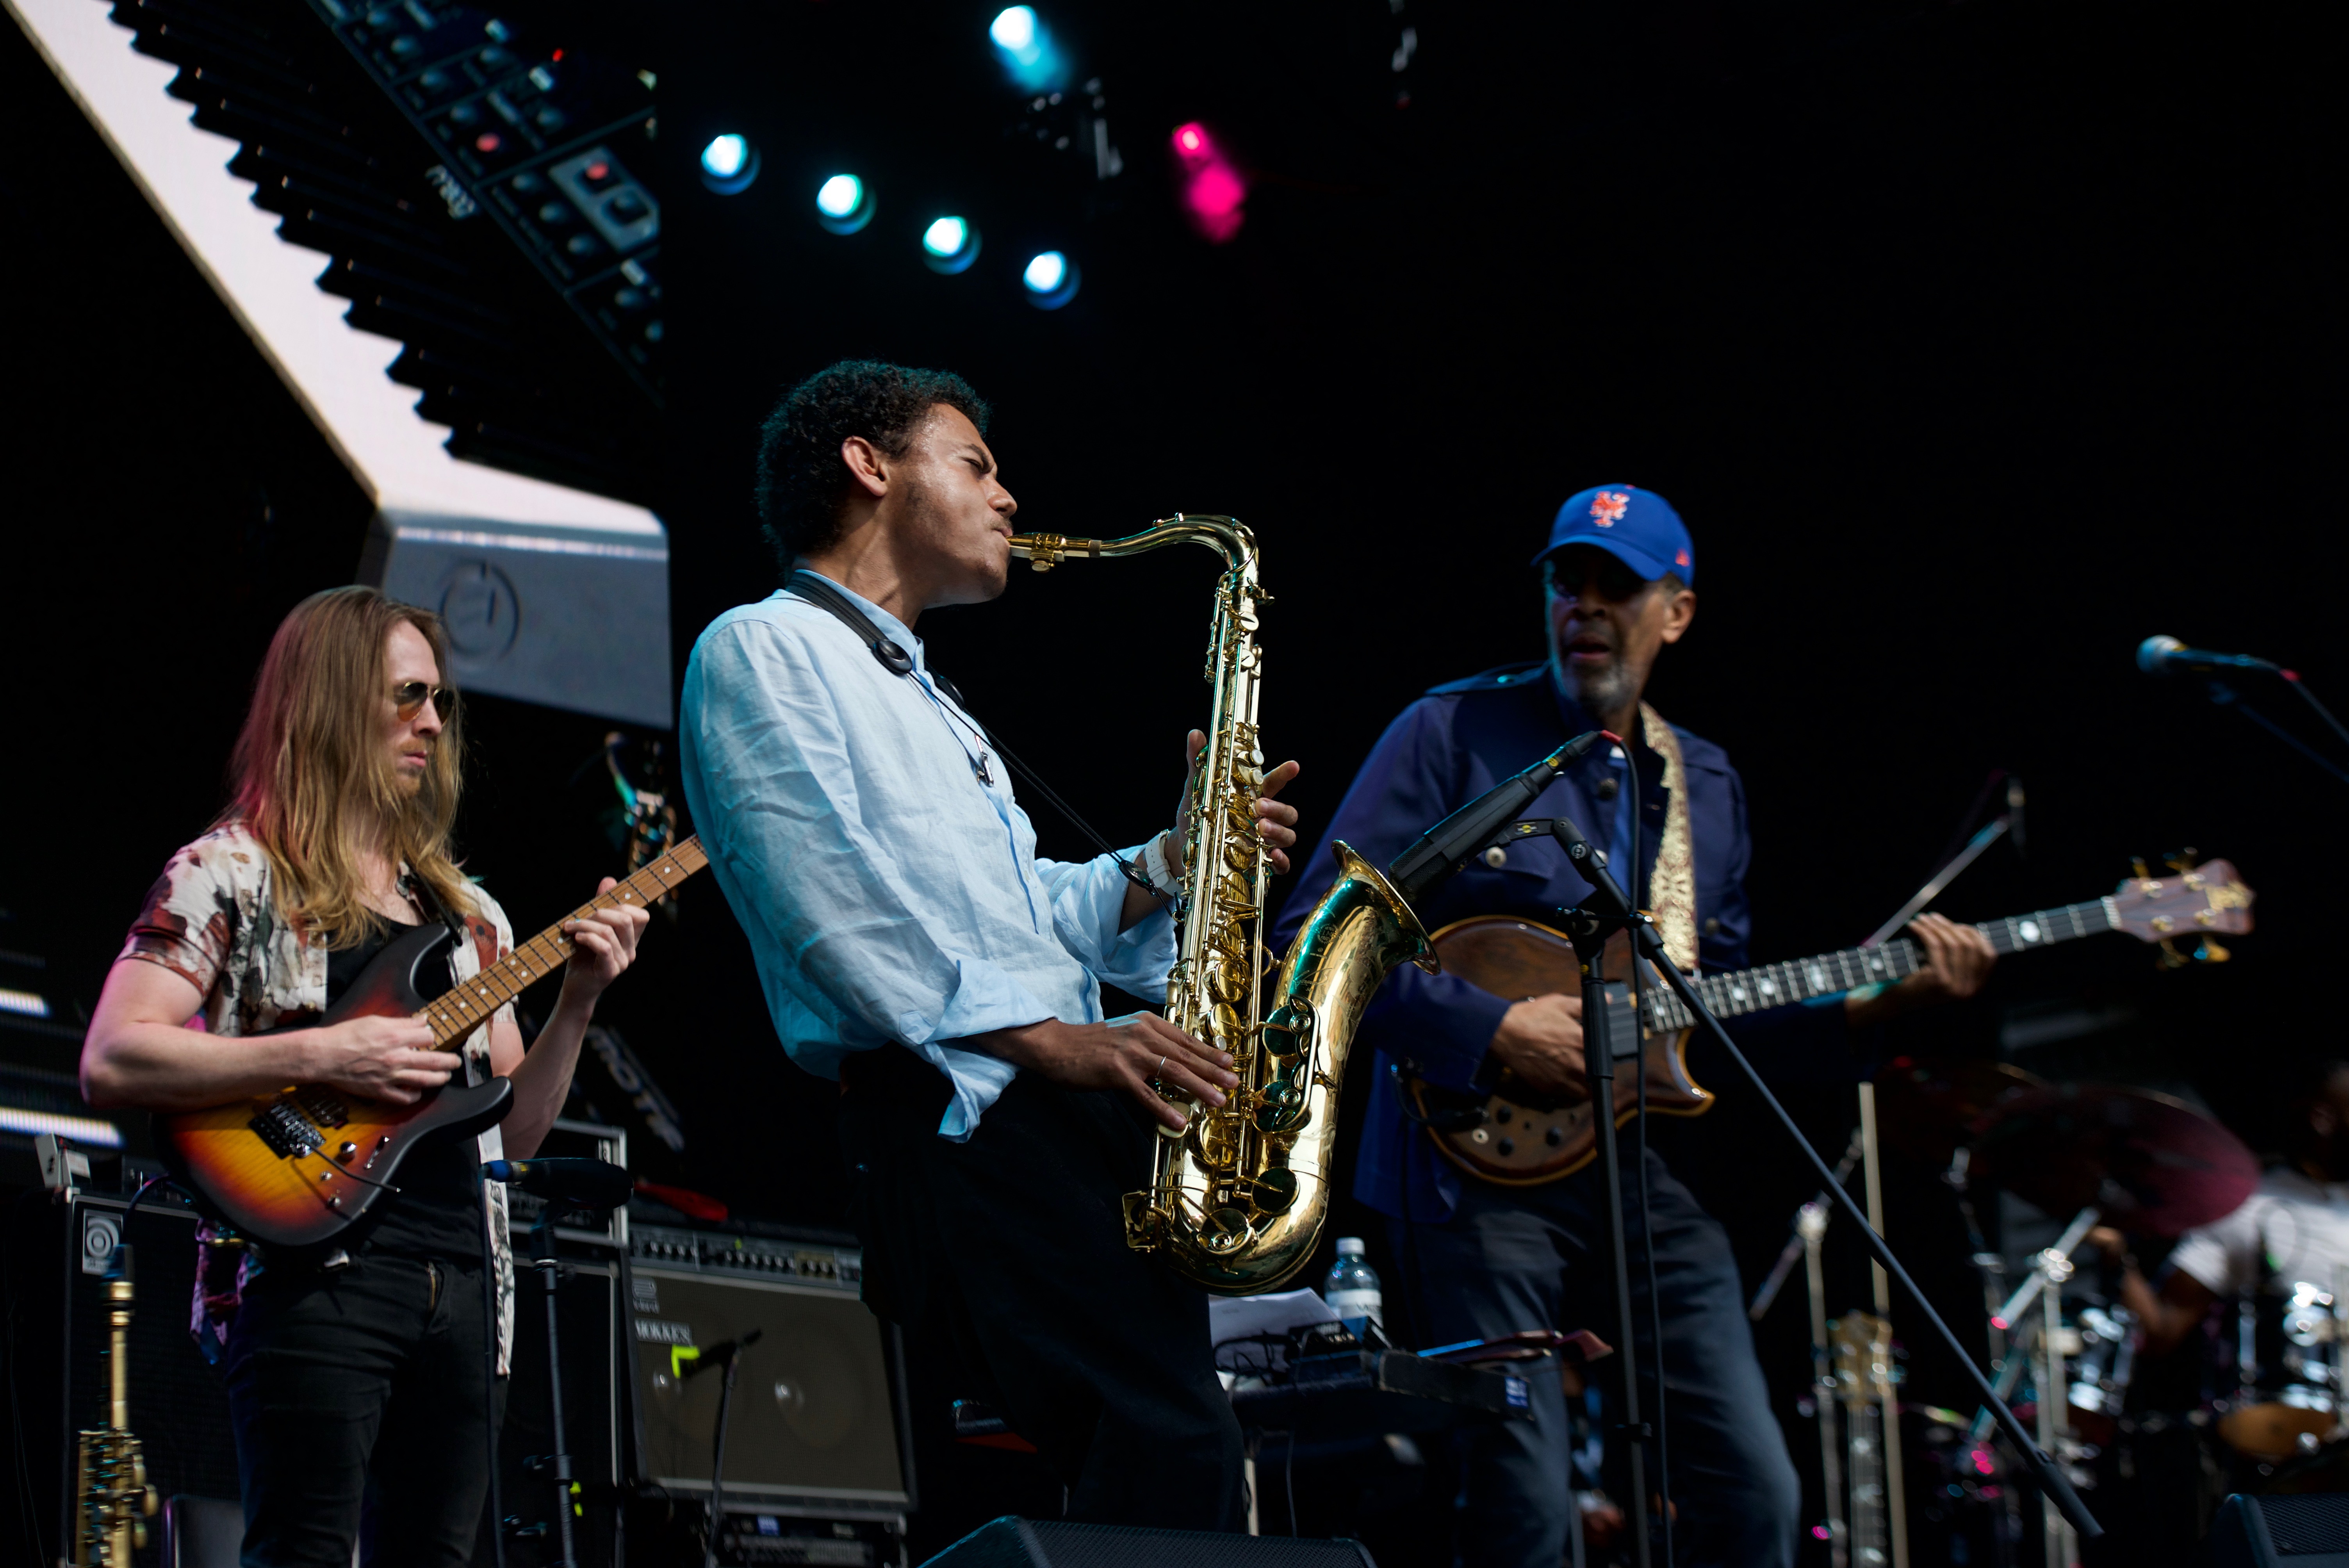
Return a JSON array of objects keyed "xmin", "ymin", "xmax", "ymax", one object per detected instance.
[
  {"xmin": 2132, "ymin": 856, "xmax": 2152, "ymax": 879},
  {"xmin": 2164, "ymin": 847, "xmax": 2201, "ymax": 873},
  {"xmin": 2156, "ymin": 938, "xmax": 2190, "ymax": 971},
  {"xmin": 2194, "ymin": 937, "xmax": 2231, "ymax": 964}
]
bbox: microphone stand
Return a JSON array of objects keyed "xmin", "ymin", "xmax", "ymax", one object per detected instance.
[
  {"xmin": 1491, "ymin": 813, "xmax": 2105, "ymax": 1543},
  {"xmin": 1562, "ymin": 894, "xmax": 1658, "ymax": 1568}
]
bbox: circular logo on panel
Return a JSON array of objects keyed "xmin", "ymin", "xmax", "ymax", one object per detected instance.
[{"xmin": 438, "ymin": 560, "xmax": 522, "ymax": 658}]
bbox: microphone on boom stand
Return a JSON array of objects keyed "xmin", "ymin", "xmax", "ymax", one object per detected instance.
[
  {"xmin": 2138, "ymin": 634, "xmax": 2349, "ymax": 785},
  {"xmin": 1387, "ymin": 728, "xmax": 1611, "ymax": 902}
]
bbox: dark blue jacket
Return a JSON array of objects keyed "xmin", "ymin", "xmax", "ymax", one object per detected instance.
[{"xmin": 1269, "ymin": 661, "xmax": 1850, "ymax": 1221}]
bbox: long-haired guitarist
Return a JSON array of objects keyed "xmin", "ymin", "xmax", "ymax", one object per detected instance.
[
  {"xmin": 80, "ymin": 586, "xmax": 647, "ymax": 1568},
  {"xmin": 1272, "ymin": 487, "xmax": 1996, "ymax": 1568}
]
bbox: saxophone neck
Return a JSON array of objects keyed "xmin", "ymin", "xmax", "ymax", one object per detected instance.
[{"xmin": 1008, "ymin": 515, "xmax": 1257, "ymax": 575}]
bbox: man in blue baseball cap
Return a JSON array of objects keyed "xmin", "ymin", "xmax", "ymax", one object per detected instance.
[{"xmin": 1273, "ymin": 483, "xmax": 1996, "ymax": 1567}]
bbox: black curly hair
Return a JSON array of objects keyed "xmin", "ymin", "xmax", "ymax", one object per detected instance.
[{"xmin": 754, "ymin": 360, "xmax": 993, "ymax": 573}]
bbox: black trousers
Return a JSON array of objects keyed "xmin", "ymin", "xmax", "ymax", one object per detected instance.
[
  {"xmin": 222, "ymin": 1249, "xmax": 503, "ymax": 1568},
  {"xmin": 1395, "ymin": 1152, "xmax": 1801, "ymax": 1568},
  {"xmin": 840, "ymin": 1047, "xmax": 1246, "ymax": 1530}
]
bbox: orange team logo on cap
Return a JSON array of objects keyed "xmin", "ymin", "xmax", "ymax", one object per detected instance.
[
  {"xmin": 1675, "ymin": 549, "xmax": 1690, "ymax": 567},
  {"xmin": 1590, "ymin": 490, "xmax": 1632, "ymax": 527}
]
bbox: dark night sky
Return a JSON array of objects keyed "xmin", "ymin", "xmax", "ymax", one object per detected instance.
[{"xmin": 3, "ymin": 0, "xmax": 2339, "ymax": 1555}]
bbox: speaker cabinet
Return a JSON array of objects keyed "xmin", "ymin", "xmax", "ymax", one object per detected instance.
[
  {"xmin": 2206, "ymin": 1493, "xmax": 2349, "ymax": 1568},
  {"xmin": 627, "ymin": 1223, "xmax": 913, "ymax": 1525},
  {"xmin": 919, "ymin": 1518, "xmax": 1378, "ymax": 1567},
  {"xmin": 2, "ymin": 1189, "xmax": 239, "ymax": 1567}
]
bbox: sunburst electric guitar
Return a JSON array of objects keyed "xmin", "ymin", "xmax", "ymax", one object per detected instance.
[
  {"xmin": 1404, "ymin": 856, "xmax": 2254, "ymax": 1185},
  {"xmin": 157, "ymin": 838, "xmax": 708, "ymax": 1246}
]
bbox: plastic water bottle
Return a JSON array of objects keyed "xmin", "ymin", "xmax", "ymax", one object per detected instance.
[{"xmin": 1322, "ymin": 1237, "xmax": 1383, "ymax": 1331}]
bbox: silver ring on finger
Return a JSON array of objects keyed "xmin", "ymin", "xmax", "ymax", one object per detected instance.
[{"xmin": 1156, "ymin": 1054, "xmax": 1168, "ymax": 1086}]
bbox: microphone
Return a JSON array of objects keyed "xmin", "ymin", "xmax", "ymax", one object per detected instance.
[
  {"xmin": 482, "ymin": 1157, "xmax": 634, "ymax": 1213},
  {"xmin": 2137, "ymin": 634, "xmax": 2282, "ymax": 676},
  {"xmin": 1387, "ymin": 730, "xmax": 1612, "ymax": 904},
  {"xmin": 675, "ymin": 1329, "xmax": 764, "ymax": 1379}
]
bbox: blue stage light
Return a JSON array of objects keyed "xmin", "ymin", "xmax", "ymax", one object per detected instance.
[
  {"xmin": 922, "ymin": 216, "xmax": 982, "ymax": 274},
  {"xmin": 1021, "ymin": 250, "xmax": 1080, "ymax": 308},
  {"xmin": 989, "ymin": 6, "xmax": 1037, "ymax": 52},
  {"xmin": 988, "ymin": 4, "xmax": 1066, "ymax": 92},
  {"xmin": 699, "ymin": 133, "xmax": 759, "ymax": 194},
  {"xmin": 815, "ymin": 173, "xmax": 873, "ymax": 234},
  {"xmin": 1022, "ymin": 251, "xmax": 1066, "ymax": 292}
]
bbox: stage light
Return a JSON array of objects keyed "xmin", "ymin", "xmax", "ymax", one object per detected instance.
[
  {"xmin": 989, "ymin": 6, "xmax": 1037, "ymax": 51},
  {"xmin": 815, "ymin": 173, "xmax": 874, "ymax": 234},
  {"xmin": 989, "ymin": 4, "xmax": 1067, "ymax": 92},
  {"xmin": 1171, "ymin": 122, "xmax": 1246, "ymax": 243},
  {"xmin": 1021, "ymin": 249, "xmax": 1079, "ymax": 308},
  {"xmin": 922, "ymin": 216, "xmax": 982, "ymax": 274},
  {"xmin": 699, "ymin": 132, "xmax": 759, "ymax": 194}
]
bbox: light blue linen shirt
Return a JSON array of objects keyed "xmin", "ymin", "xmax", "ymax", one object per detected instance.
[{"xmin": 678, "ymin": 581, "xmax": 1176, "ymax": 1139}]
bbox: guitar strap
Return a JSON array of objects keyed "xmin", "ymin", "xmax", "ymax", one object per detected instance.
[
  {"xmin": 1637, "ymin": 703, "xmax": 1700, "ymax": 974},
  {"xmin": 401, "ymin": 866, "xmax": 488, "ymax": 1089}
]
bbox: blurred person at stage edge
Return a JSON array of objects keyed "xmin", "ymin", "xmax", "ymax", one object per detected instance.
[
  {"xmin": 2091, "ymin": 1060, "xmax": 2349, "ymax": 1360},
  {"xmin": 1271, "ymin": 485, "xmax": 1999, "ymax": 1567},
  {"xmin": 677, "ymin": 360, "xmax": 1302, "ymax": 1529},
  {"xmin": 80, "ymin": 586, "xmax": 649, "ymax": 1567}
]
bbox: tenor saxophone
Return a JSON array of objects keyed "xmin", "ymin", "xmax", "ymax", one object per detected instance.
[
  {"xmin": 73, "ymin": 1242, "xmax": 159, "ymax": 1566},
  {"xmin": 1011, "ymin": 519, "xmax": 1435, "ymax": 1294}
]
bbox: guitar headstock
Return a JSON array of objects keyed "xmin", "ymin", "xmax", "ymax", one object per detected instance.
[
  {"xmin": 1832, "ymin": 1312, "xmax": 1895, "ymax": 1398},
  {"xmin": 2110, "ymin": 851, "xmax": 2254, "ymax": 965}
]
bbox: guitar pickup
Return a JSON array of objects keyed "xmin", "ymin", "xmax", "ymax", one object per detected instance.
[{"xmin": 248, "ymin": 1102, "xmax": 326, "ymax": 1160}]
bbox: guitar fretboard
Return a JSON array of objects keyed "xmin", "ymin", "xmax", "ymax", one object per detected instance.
[
  {"xmin": 1638, "ymin": 896, "xmax": 2120, "ymax": 1032},
  {"xmin": 421, "ymin": 838, "xmax": 708, "ymax": 1047}
]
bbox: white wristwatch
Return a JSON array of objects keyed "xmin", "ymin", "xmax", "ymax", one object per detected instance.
[{"xmin": 1141, "ymin": 830, "xmax": 1188, "ymax": 898}]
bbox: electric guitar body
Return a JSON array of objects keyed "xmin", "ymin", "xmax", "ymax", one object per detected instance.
[
  {"xmin": 1404, "ymin": 918, "xmax": 1708, "ymax": 1187},
  {"xmin": 156, "ymin": 920, "xmax": 514, "ymax": 1247},
  {"xmin": 157, "ymin": 837, "xmax": 708, "ymax": 1247}
]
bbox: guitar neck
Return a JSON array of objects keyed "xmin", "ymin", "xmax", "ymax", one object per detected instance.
[
  {"xmin": 1641, "ymin": 895, "xmax": 2120, "ymax": 1031},
  {"xmin": 420, "ymin": 837, "xmax": 708, "ymax": 1047}
]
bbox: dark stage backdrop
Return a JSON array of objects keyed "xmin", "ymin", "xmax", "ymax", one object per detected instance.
[{"xmin": 4, "ymin": 0, "xmax": 2337, "ymax": 1557}]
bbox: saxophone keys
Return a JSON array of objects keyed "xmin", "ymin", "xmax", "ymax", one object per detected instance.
[{"xmin": 1248, "ymin": 1168, "xmax": 1300, "ymax": 1215}]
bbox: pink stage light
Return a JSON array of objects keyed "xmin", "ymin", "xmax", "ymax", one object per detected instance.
[{"xmin": 1171, "ymin": 121, "xmax": 1247, "ymax": 243}]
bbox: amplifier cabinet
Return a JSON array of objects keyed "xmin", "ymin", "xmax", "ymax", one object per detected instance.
[
  {"xmin": 627, "ymin": 1223, "xmax": 914, "ymax": 1527},
  {"xmin": 1, "ymin": 1188, "xmax": 239, "ymax": 1567}
]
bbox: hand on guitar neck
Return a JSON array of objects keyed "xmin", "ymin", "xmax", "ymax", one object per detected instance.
[
  {"xmin": 1842, "ymin": 913, "xmax": 1997, "ymax": 1028},
  {"xmin": 1485, "ymin": 914, "xmax": 1999, "ymax": 1100}
]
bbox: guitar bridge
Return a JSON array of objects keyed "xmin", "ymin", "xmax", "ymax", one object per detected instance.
[{"xmin": 248, "ymin": 1100, "xmax": 325, "ymax": 1160}]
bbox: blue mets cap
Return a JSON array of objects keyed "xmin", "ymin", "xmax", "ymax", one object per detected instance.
[{"xmin": 1534, "ymin": 485, "xmax": 1695, "ymax": 585}]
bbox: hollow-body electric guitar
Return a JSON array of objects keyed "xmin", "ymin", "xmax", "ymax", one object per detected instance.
[
  {"xmin": 1404, "ymin": 857, "xmax": 2254, "ymax": 1185},
  {"xmin": 157, "ymin": 838, "xmax": 708, "ymax": 1246}
]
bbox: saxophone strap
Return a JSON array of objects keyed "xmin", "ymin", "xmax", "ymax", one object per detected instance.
[{"xmin": 783, "ymin": 571, "xmax": 1169, "ymax": 904}]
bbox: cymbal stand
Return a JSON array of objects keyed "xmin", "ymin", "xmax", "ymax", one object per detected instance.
[
  {"xmin": 1801, "ymin": 1200, "xmax": 1849, "ymax": 1568},
  {"xmin": 1970, "ymin": 1206, "xmax": 2101, "ymax": 1440},
  {"xmin": 1494, "ymin": 815, "xmax": 2104, "ymax": 1542},
  {"xmin": 1749, "ymin": 1130, "xmax": 1865, "ymax": 1322}
]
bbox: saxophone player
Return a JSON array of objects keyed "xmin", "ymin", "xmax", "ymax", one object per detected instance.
[{"xmin": 679, "ymin": 360, "xmax": 1301, "ymax": 1529}]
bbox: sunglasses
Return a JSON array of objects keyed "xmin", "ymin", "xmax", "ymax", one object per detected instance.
[{"xmin": 392, "ymin": 681, "xmax": 456, "ymax": 722}]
